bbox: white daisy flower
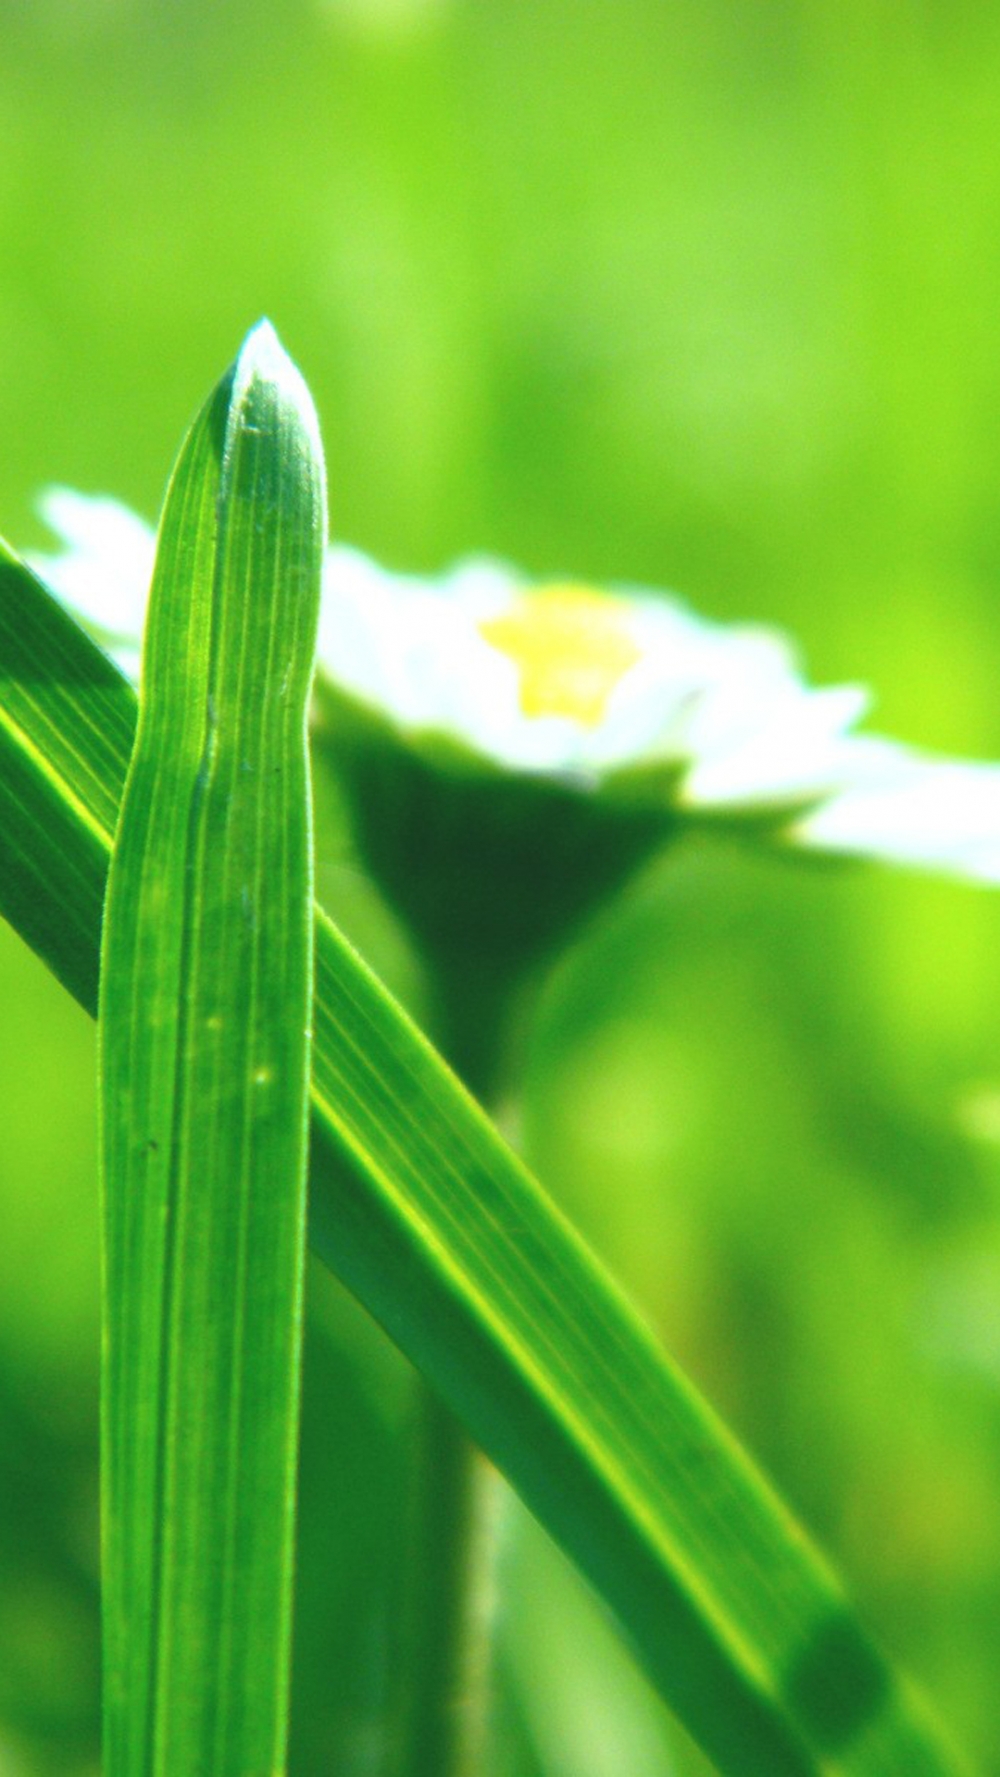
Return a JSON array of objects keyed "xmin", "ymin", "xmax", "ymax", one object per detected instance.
[{"xmin": 27, "ymin": 487, "xmax": 1000, "ymax": 887}]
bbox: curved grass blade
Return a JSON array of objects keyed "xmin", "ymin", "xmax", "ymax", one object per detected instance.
[
  {"xmin": 97, "ymin": 323, "xmax": 326, "ymax": 1777},
  {"xmin": 0, "ymin": 548, "xmax": 969, "ymax": 1775}
]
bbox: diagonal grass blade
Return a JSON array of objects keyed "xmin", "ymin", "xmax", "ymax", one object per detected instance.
[
  {"xmin": 0, "ymin": 543, "xmax": 969, "ymax": 1773},
  {"xmin": 97, "ymin": 323, "xmax": 325, "ymax": 1777}
]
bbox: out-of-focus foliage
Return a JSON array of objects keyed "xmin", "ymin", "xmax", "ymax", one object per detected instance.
[{"xmin": 1, "ymin": 2, "xmax": 1000, "ymax": 1773}]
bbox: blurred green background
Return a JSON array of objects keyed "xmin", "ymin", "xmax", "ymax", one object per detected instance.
[{"xmin": 3, "ymin": 0, "xmax": 1000, "ymax": 1771}]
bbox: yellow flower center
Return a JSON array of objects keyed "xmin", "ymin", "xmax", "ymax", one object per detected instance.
[{"xmin": 479, "ymin": 584, "xmax": 641, "ymax": 727}]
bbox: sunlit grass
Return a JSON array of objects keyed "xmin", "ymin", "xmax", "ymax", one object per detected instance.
[
  {"xmin": 3, "ymin": 5, "xmax": 1000, "ymax": 1773},
  {"xmin": 0, "ymin": 332, "xmax": 977, "ymax": 1775}
]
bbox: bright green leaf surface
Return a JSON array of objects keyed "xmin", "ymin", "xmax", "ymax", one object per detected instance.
[
  {"xmin": 0, "ymin": 545, "xmax": 968, "ymax": 1776},
  {"xmin": 97, "ymin": 325, "xmax": 325, "ymax": 1777}
]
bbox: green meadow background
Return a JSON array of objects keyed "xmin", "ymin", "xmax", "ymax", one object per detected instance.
[{"xmin": 2, "ymin": 2, "xmax": 1000, "ymax": 1772}]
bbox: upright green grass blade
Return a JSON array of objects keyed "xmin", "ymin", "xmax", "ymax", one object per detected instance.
[
  {"xmin": 97, "ymin": 323, "xmax": 326, "ymax": 1777},
  {"xmin": 0, "ymin": 545, "xmax": 968, "ymax": 1773}
]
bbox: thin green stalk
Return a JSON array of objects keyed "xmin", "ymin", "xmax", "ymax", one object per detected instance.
[
  {"xmin": 397, "ymin": 1391, "xmax": 503, "ymax": 1777},
  {"xmin": 395, "ymin": 959, "xmax": 532, "ymax": 1777}
]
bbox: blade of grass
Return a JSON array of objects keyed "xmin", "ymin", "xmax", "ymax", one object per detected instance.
[
  {"xmin": 0, "ymin": 538, "xmax": 969, "ymax": 1775},
  {"xmin": 97, "ymin": 323, "xmax": 325, "ymax": 1777}
]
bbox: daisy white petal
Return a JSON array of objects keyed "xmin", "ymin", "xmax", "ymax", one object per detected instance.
[
  {"xmin": 29, "ymin": 488, "xmax": 155, "ymax": 674},
  {"xmin": 680, "ymin": 683, "xmax": 872, "ymax": 808},
  {"xmin": 789, "ymin": 743, "xmax": 1000, "ymax": 883}
]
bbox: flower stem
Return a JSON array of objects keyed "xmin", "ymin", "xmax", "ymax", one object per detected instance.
[
  {"xmin": 396, "ymin": 1395, "xmax": 503, "ymax": 1777},
  {"xmin": 393, "ymin": 955, "xmax": 531, "ymax": 1777}
]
